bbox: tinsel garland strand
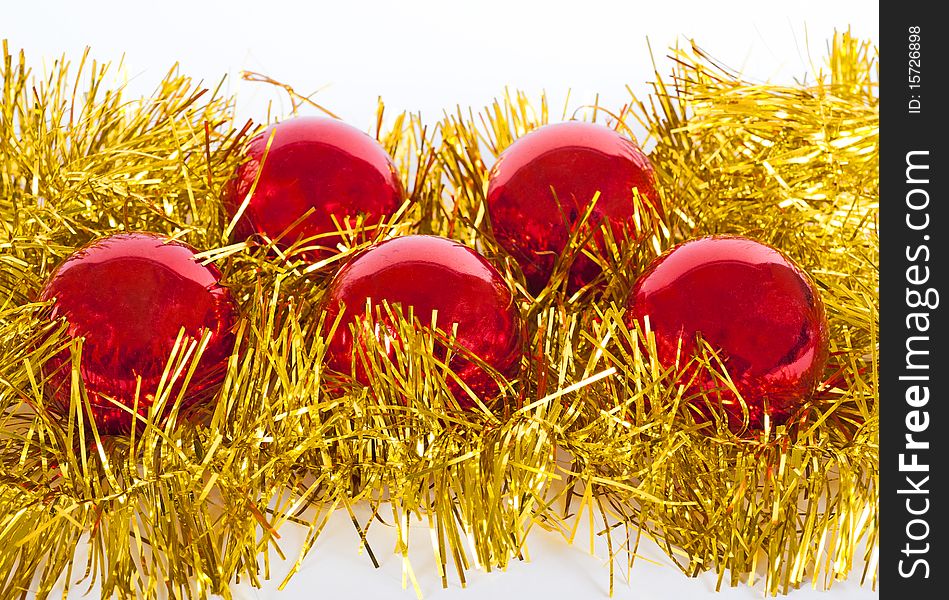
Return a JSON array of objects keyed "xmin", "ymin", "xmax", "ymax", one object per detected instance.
[{"xmin": 0, "ymin": 32, "xmax": 877, "ymax": 599}]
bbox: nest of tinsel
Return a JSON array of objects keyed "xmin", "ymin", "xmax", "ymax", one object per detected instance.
[{"xmin": 0, "ymin": 32, "xmax": 877, "ymax": 598}]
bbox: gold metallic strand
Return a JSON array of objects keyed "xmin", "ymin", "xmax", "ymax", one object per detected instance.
[{"xmin": 0, "ymin": 31, "xmax": 877, "ymax": 599}]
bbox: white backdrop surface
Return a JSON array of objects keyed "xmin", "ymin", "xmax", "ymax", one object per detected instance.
[{"xmin": 4, "ymin": 1, "xmax": 878, "ymax": 598}]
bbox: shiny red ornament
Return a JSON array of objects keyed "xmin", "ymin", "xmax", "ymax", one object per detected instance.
[
  {"xmin": 39, "ymin": 233, "xmax": 237, "ymax": 435},
  {"xmin": 486, "ymin": 121, "xmax": 661, "ymax": 294},
  {"xmin": 624, "ymin": 235, "xmax": 829, "ymax": 431},
  {"xmin": 224, "ymin": 116, "xmax": 405, "ymax": 260},
  {"xmin": 323, "ymin": 235, "xmax": 523, "ymax": 409}
]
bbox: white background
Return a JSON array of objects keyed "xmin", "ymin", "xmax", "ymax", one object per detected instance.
[{"xmin": 5, "ymin": 1, "xmax": 878, "ymax": 598}]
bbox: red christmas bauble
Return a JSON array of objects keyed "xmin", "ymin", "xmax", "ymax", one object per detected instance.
[
  {"xmin": 624, "ymin": 235, "xmax": 829, "ymax": 431},
  {"xmin": 485, "ymin": 121, "xmax": 661, "ymax": 294},
  {"xmin": 323, "ymin": 235, "xmax": 523, "ymax": 409},
  {"xmin": 39, "ymin": 233, "xmax": 237, "ymax": 435},
  {"xmin": 224, "ymin": 116, "xmax": 405, "ymax": 260}
]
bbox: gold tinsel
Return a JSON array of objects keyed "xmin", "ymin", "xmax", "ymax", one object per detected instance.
[{"xmin": 0, "ymin": 31, "xmax": 877, "ymax": 598}]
